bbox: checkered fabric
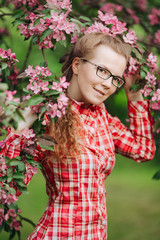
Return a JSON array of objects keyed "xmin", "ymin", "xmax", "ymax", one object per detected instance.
[{"xmin": 1, "ymin": 100, "xmax": 155, "ymax": 240}]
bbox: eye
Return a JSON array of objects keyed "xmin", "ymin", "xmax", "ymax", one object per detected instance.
[{"xmin": 98, "ymin": 67, "xmax": 108, "ymax": 74}]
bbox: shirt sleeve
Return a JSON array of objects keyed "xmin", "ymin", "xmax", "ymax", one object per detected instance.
[
  {"xmin": 107, "ymin": 100, "xmax": 156, "ymax": 162},
  {"xmin": 0, "ymin": 128, "xmax": 43, "ymax": 196}
]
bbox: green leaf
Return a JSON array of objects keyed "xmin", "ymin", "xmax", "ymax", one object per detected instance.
[
  {"xmin": 140, "ymin": 70, "xmax": 147, "ymax": 79},
  {"xmin": 38, "ymin": 142, "xmax": 55, "ymax": 152},
  {"xmin": 13, "ymin": 172, "xmax": 25, "ymax": 179},
  {"xmin": 6, "ymin": 101, "xmax": 19, "ymax": 106},
  {"xmin": 16, "ymin": 179, "xmax": 26, "ymax": 188},
  {"xmin": 13, "ymin": 9, "xmax": 24, "ymax": 19},
  {"xmin": 0, "ymin": 62, "xmax": 8, "ymax": 71},
  {"xmin": 40, "ymin": 29, "xmax": 53, "ymax": 42},
  {"xmin": 45, "ymin": 90, "xmax": 59, "ymax": 96},
  {"xmin": 7, "ymin": 167, "xmax": 13, "ymax": 176},
  {"xmin": 16, "ymin": 186, "xmax": 28, "ymax": 194},
  {"xmin": 9, "ymin": 161, "xmax": 25, "ymax": 172},
  {"xmin": 152, "ymin": 170, "xmax": 160, "ymax": 180},
  {"xmin": 79, "ymin": 15, "xmax": 91, "ymax": 22},
  {"xmin": 27, "ymin": 95, "xmax": 44, "ymax": 107},
  {"xmin": 7, "ymin": 176, "xmax": 13, "ymax": 183}
]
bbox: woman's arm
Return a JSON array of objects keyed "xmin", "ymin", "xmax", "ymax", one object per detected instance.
[{"xmin": 107, "ymin": 100, "xmax": 156, "ymax": 162}]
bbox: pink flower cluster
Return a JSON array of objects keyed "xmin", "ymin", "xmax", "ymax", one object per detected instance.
[
  {"xmin": 45, "ymin": 93, "xmax": 69, "ymax": 120},
  {"xmin": 84, "ymin": 11, "xmax": 127, "ymax": 36},
  {"xmin": 51, "ymin": 76, "xmax": 70, "ymax": 92},
  {"xmin": 136, "ymin": 0, "xmax": 147, "ymax": 11},
  {"xmin": 155, "ymin": 30, "xmax": 160, "ymax": 45},
  {"xmin": 0, "ymin": 48, "xmax": 19, "ymax": 67},
  {"xmin": 46, "ymin": 0, "xmax": 72, "ymax": 12},
  {"xmin": 18, "ymin": 1, "xmax": 75, "ymax": 49},
  {"xmin": 4, "ymin": 90, "xmax": 20, "ymax": 103},
  {"xmin": 26, "ymin": 65, "xmax": 52, "ymax": 94},
  {"xmin": 0, "ymin": 189, "xmax": 18, "ymax": 205},
  {"xmin": 123, "ymin": 30, "xmax": 138, "ymax": 45},
  {"xmin": 100, "ymin": 3, "xmax": 123, "ymax": 14},
  {"xmin": 13, "ymin": 0, "xmax": 40, "ymax": 8},
  {"xmin": 148, "ymin": 8, "xmax": 160, "ymax": 26},
  {"xmin": 127, "ymin": 57, "xmax": 139, "ymax": 75},
  {"xmin": 0, "ymin": 208, "xmax": 21, "ymax": 230},
  {"xmin": 146, "ymin": 53, "xmax": 158, "ymax": 72},
  {"xmin": 126, "ymin": 8, "xmax": 139, "ymax": 24}
]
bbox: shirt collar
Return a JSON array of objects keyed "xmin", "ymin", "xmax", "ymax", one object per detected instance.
[{"xmin": 70, "ymin": 98, "xmax": 104, "ymax": 116}]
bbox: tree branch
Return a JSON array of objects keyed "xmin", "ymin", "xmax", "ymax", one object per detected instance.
[
  {"xmin": 41, "ymin": 48, "xmax": 48, "ymax": 67},
  {"xmin": 0, "ymin": 13, "xmax": 12, "ymax": 17},
  {"xmin": 20, "ymin": 41, "xmax": 33, "ymax": 73}
]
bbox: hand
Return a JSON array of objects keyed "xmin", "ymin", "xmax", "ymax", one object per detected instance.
[
  {"xmin": 12, "ymin": 107, "xmax": 37, "ymax": 134},
  {"xmin": 124, "ymin": 73, "xmax": 143, "ymax": 101}
]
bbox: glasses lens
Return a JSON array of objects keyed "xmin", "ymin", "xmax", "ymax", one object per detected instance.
[
  {"xmin": 97, "ymin": 67, "xmax": 111, "ymax": 79},
  {"xmin": 112, "ymin": 77, "xmax": 124, "ymax": 88}
]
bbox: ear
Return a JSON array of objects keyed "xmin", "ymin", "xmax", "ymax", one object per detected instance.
[{"xmin": 72, "ymin": 57, "xmax": 81, "ymax": 75}]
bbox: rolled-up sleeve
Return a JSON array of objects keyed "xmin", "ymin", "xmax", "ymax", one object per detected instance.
[{"xmin": 107, "ymin": 100, "xmax": 156, "ymax": 162}]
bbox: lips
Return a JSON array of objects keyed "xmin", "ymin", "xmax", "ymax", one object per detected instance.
[{"xmin": 93, "ymin": 87, "xmax": 105, "ymax": 95}]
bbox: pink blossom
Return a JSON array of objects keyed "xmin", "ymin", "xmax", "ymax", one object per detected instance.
[
  {"xmin": 151, "ymin": 102, "xmax": 160, "ymax": 111},
  {"xmin": 3, "ymin": 193, "xmax": 18, "ymax": 205},
  {"xmin": 10, "ymin": 218, "xmax": 21, "ymax": 231},
  {"xmin": 52, "ymin": 76, "xmax": 70, "ymax": 92},
  {"xmin": 98, "ymin": 10, "xmax": 118, "ymax": 25},
  {"xmin": 127, "ymin": 57, "xmax": 139, "ymax": 74},
  {"xmin": 147, "ymin": 53, "xmax": 158, "ymax": 72},
  {"xmin": 31, "ymin": 103, "xmax": 44, "ymax": 114},
  {"xmin": 136, "ymin": 0, "xmax": 147, "ymax": 11},
  {"xmin": 57, "ymin": 93, "xmax": 69, "ymax": 109},
  {"xmin": 0, "ymin": 209, "xmax": 4, "ymax": 225},
  {"xmin": 151, "ymin": 89, "xmax": 160, "ymax": 101},
  {"xmin": 126, "ymin": 8, "xmax": 139, "ymax": 23},
  {"xmin": 4, "ymin": 209, "xmax": 17, "ymax": 221},
  {"xmin": 71, "ymin": 34, "xmax": 78, "ymax": 43},
  {"xmin": 123, "ymin": 30, "xmax": 138, "ymax": 45},
  {"xmin": 84, "ymin": 22, "xmax": 110, "ymax": 35},
  {"xmin": 5, "ymin": 90, "xmax": 19, "ymax": 103},
  {"xmin": 100, "ymin": 3, "xmax": 123, "ymax": 14},
  {"xmin": 155, "ymin": 30, "xmax": 160, "ymax": 45},
  {"xmin": 111, "ymin": 21, "xmax": 127, "ymax": 35},
  {"xmin": 22, "ymin": 129, "xmax": 35, "ymax": 139},
  {"xmin": 148, "ymin": 8, "xmax": 160, "ymax": 25},
  {"xmin": 141, "ymin": 85, "xmax": 152, "ymax": 97},
  {"xmin": 145, "ymin": 72, "xmax": 157, "ymax": 86},
  {"xmin": 46, "ymin": 103, "xmax": 58, "ymax": 118},
  {"xmin": 156, "ymin": 128, "xmax": 160, "ymax": 134}
]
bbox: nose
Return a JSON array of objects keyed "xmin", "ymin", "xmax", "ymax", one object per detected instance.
[{"xmin": 101, "ymin": 77, "xmax": 113, "ymax": 88}]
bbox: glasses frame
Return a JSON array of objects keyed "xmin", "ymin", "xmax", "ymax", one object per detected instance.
[{"xmin": 80, "ymin": 58, "xmax": 125, "ymax": 88}]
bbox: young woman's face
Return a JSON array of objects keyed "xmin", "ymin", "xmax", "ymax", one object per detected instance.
[{"xmin": 68, "ymin": 45, "xmax": 127, "ymax": 107}]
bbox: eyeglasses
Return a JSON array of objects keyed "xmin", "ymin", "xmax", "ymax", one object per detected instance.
[{"xmin": 81, "ymin": 59, "xmax": 125, "ymax": 88}]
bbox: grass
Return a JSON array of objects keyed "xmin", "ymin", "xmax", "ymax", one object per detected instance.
[{"xmin": 1, "ymin": 155, "xmax": 160, "ymax": 240}]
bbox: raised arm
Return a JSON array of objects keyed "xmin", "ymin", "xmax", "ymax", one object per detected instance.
[{"xmin": 107, "ymin": 100, "xmax": 156, "ymax": 162}]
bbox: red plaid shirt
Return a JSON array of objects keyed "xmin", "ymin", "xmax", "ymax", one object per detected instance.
[{"xmin": 1, "ymin": 100, "xmax": 155, "ymax": 240}]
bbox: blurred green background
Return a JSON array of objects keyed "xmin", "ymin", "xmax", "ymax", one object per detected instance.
[{"xmin": 0, "ymin": 6, "xmax": 160, "ymax": 240}]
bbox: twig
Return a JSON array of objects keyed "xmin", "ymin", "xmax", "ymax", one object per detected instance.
[
  {"xmin": 20, "ymin": 41, "xmax": 33, "ymax": 73},
  {"xmin": 0, "ymin": 13, "xmax": 12, "ymax": 17},
  {"xmin": 41, "ymin": 48, "xmax": 48, "ymax": 67}
]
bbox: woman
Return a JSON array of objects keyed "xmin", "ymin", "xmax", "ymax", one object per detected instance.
[{"xmin": 6, "ymin": 32, "xmax": 156, "ymax": 239}]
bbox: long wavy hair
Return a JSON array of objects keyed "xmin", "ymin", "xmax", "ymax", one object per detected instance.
[{"xmin": 46, "ymin": 32, "xmax": 131, "ymax": 162}]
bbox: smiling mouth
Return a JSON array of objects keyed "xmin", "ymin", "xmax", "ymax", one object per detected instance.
[{"xmin": 93, "ymin": 87, "xmax": 105, "ymax": 96}]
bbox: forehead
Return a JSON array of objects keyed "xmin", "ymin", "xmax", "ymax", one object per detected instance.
[{"xmin": 89, "ymin": 45, "xmax": 127, "ymax": 75}]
